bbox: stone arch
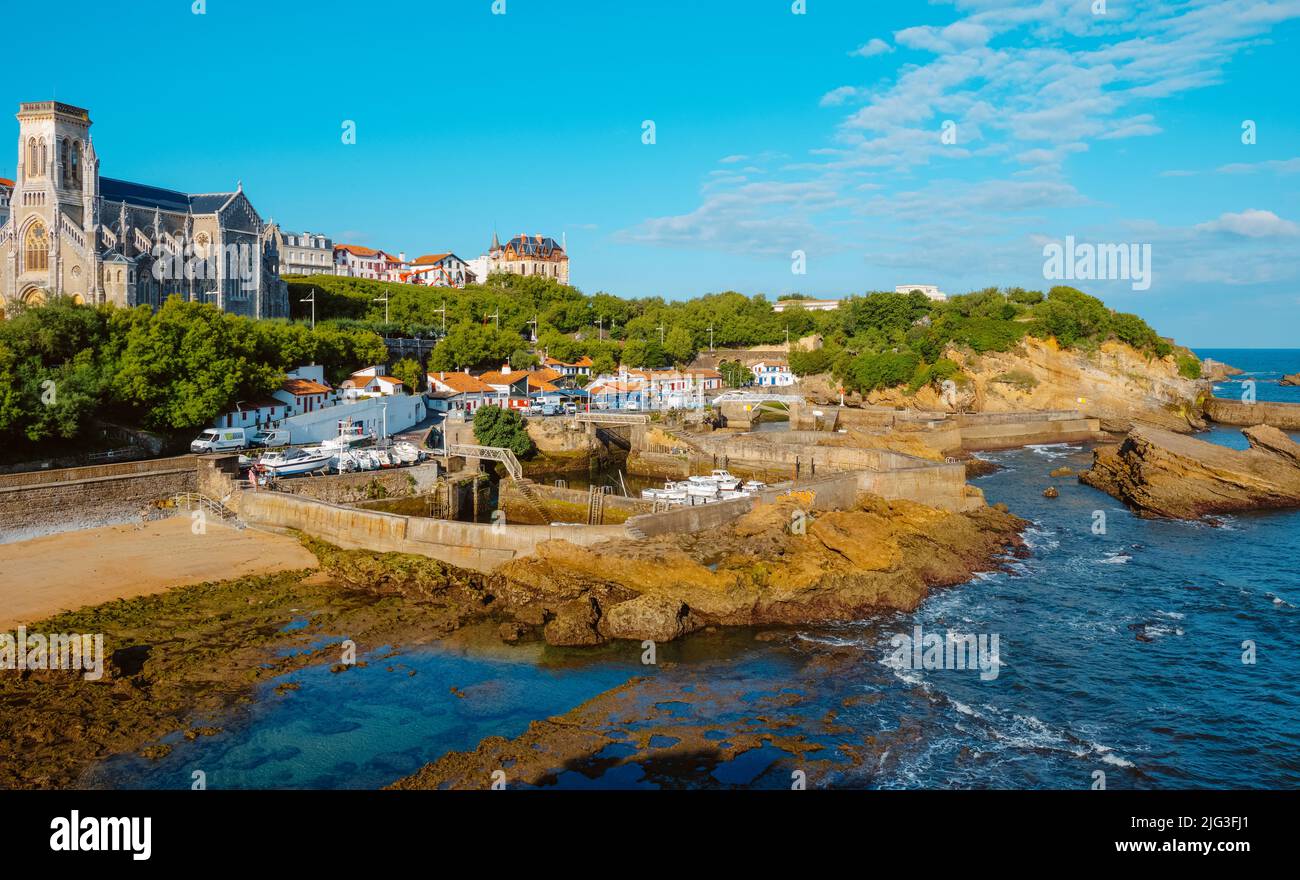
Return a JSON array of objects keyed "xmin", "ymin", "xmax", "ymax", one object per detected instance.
[
  {"xmin": 20, "ymin": 285, "xmax": 46, "ymax": 306},
  {"xmin": 71, "ymin": 293, "xmax": 85, "ymax": 306}
]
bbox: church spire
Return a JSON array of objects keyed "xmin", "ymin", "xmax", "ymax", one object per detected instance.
[{"xmin": 491, "ymin": 228, "xmax": 501, "ymax": 252}]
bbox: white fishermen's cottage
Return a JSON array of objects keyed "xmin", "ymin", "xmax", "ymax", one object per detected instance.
[
  {"xmin": 542, "ymin": 355, "xmax": 593, "ymax": 379},
  {"xmin": 268, "ymin": 365, "xmax": 337, "ymax": 415},
  {"xmin": 341, "ymin": 371, "xmax": 405, "ymax": 399},
  {"xmin": 212, "ymin": 398, "xmax": 289, "ymax": 430},
  {"xmin": 750, "ymin": 360, "xmax": 795, "ymax": 387},
  {"xmin": 427, "ymin": 371, "xmax": 496, "ymax": 415}
]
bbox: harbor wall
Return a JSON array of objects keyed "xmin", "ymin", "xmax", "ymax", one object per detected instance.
[
  {"xmin": 0, "ymin": 456, "xmax": 199, "ymax": 543},
  {"xmin": 267, "ymin": 463, "xmax": 442, "ymax": 504},
  {"xmin": 957, "ymin": 416, "xmax": 1102, "ymax": 450},
  {"xmin": 235, "ymin": 491, "xmax": 629, "ymax": 572}
]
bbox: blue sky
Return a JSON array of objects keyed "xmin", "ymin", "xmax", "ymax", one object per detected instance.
[{"xmin": 7, "ymin": 0, "xmax": 1299, "ymax": 345}]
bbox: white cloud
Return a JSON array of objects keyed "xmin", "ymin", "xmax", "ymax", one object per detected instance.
[
  {"xmin": 1195, "ymin": 209, "xmax": 1300, "ymax": 238},
  {"xmin": 895, "ymin": 21, "xmax": 992, "ymax": 53},
  {"xmin": 1216, "ymin": 157, "xmax": 1300, "ymax": 175},
  {"xmin": 850, "ymin": 38, "xmax": 894, "ymax": 58},
  {"xmin": 819, "ymin": 86, "xmax": 859, "ymax": 108}
]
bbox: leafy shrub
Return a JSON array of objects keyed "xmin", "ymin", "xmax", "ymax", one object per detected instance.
[
  {"xmin": 993, "ymin": 370, "xmax": 1039, "ymax": 391},
  {"xmin": 789, "ymin": 346, "xmax": 836, "ymax": 376},
  {"xmin": 842, "ymin": 350, "xmax": 921, "ymax": 394},
  {"xmin": 1176, "ymin": 355, "xmax": 1202, "ymax": 379},
  {"xmin": 472, "ymin": 405, "xmax": 536, "ymax": 459}
]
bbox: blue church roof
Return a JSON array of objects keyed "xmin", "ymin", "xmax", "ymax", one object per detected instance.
[{"xmin": 100, "ymin": 177, "xmax": 236, "ymax": 214}]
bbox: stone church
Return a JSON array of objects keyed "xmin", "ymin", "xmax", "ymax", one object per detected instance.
[{"xmin": 0, "ymin": 101, "xmax": 287, "ymax": 320}]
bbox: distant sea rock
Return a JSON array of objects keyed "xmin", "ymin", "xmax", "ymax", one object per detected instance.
[
  {"xmin": 1280, "ymin": 373, "xmax": 1300, "ymax": 387},
  {"xmin": 1081, "ymin": 424, "xmax": 1300, "ymax": 519}
]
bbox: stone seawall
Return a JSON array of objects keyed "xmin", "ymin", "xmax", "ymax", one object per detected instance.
[
  {"xmin": 957, "ymin": 416, "xmax": 1102, "ymax": 450},
  {"xmin": 236, "ymin": 491, "xmax": 629, "ymax": 572},
  {"xmin": 0, "ymin": 454, "xmax": 198, "ymax": 489},
  {"xmin": 0, "ymin": 462, "xmax": 198, "ymax": 543},
  {"xmin": 1204, "ymin": 398, "xmax": 1300, "ymax": 430},
  {"xmin": 268, "ymin": 463, "xmax": 441, "ymax": 504}
]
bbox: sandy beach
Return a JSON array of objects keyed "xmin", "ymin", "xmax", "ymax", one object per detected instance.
[{"xmin": 0, "ymin": 518, "xmax": 318, "ymax": 629}]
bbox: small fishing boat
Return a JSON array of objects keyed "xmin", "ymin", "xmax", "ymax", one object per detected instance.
[
  {"xmin": 391, "ymin": 442, "xmax": 422, "ymax": 465},
  {"xmin": 256, "ymin": 446, "xmax": 331, "ymax": 477}
]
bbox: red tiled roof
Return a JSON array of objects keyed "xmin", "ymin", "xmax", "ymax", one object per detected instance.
[
  {"xmin": 335, "ymin": 243, "xmax": 381, "ymax": 257},
  {"xmin": 413, "ymin": 253, "xmax": 452, "ymax": 265},
  {"xmin": 430, "ymin": 372, "xmax": 492, "ymax": 394},
  {"xmin": 281, "ymin": 378, "xmax": 332, "ymax": 395},
  {"xmin": 477, "ymin": 370, "xmax": 529, "ymax": 388},
  {"xmin": 543, "ymin": 355, "xmax": 593, "ymax": 368},
  {"xmin": 0, "ymin": 178, "xmax": 13, "ymax": 188}
]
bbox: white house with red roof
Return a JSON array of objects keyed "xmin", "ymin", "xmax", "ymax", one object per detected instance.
[
  {"xmin": 427, "ymin": 371, "xmax": 500, "ymax": 414},
  {"xmin": 750, "ymin": 360, "xmax": 796, "ymax": 387},
  {"xmin": 542, "ymin": 355, "xmax": 593, "ymax": 379},
  {"xmin": 334, "ymin": 244, "xmax": 408, "ymax": 282},
  {"xmin": 401, "ymin": 253, "xmax": 475, "ymax": 287},
  {"xmin": 341, "ymin": 371, "xmax": 406, "ymax": 398}
]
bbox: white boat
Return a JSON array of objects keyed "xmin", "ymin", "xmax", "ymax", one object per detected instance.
[
  {"xmin": 708, "ymin": 470, "xmax": 741, "ymax": 491},
  {"xmin": 742, "ymin": 480, "xmax": 767, "ymax": 492},
  {"xmin": 391, "ymin": 442, "xmax": 422, "ymax": 465},
  {"xmin": 256, "ymin": 446, "xmax": 331, "ymax": 477}
]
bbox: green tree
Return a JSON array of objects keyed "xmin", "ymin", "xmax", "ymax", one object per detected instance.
[
  {"xmin": 428, "ymin": 323, "xmax": 523, "ymax": 371},
  {"xmin": 663, "ymin": 326, "xmax": 697, "ymax": 365},
  {"xmin": 390, "ymin": 357, "xmax": 424, "ymax": 393},
  {"xmin": 472, "ymin": 404, "xmax": 536, "ymax": 459}
]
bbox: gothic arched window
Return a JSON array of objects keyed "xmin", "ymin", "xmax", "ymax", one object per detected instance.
[
  {"xmin": 69, "ymin": 141, "xmax": 81, "ymax": 185},
  {"xmin": 39, "ymin": 140, "xmax": 47, "ymax": 175},
  {"xmin": 27, "ymin": 138, "xmax": 38, "ymax": 177},
  {"xmin": 60, "ymin": 139, "xmax": 70, "ymax": 186},
  {"xmin": 24, "ymin": 221, "xmax": 49, "ymax": 273}
]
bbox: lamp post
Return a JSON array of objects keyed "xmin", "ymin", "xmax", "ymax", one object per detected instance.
[{"xmin": 301, "ymin": 287, "xmax": 316, "ymax": 329}]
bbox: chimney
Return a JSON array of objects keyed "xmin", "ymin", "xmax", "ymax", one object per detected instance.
[{"xmin": 502, "ymin": 362, "xmax": 511, "ymax": 375}]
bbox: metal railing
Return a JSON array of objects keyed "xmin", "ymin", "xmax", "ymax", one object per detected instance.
[
  {"xmin": 443, "ymin": 443, "xmax": 523, "ymax": 480},
  {"xmin": 170, "ymin": 493, "xmax": 244, "ymax": 529},
  {"xmin": 573, "ymin": 412, "xmax": 650, "ymax": 425}
]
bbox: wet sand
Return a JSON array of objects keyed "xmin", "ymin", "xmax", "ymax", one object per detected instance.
[{"xmin": 0, "ymin": 517, "xmax": 318, "ymax": 629}]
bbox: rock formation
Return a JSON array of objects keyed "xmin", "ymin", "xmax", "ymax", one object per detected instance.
[
  {"xmin": 1080, "ymin": 424, "xmax": 1300, "ymax": 519},
  {"xmin": 492, "ymin": 494, "xmax": 1024, "ymax": 645},
  {"xmin": 1280, "ymin": 373, "xmax": 1300, "ymax": 387}
]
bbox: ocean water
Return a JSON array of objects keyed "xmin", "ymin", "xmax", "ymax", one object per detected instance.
[
  {"xmin": 94, "ymin": 351, "xmax": 1300, "ymax": 790},
  {"xmin": 1196, "ymin": 348, "xmax": 1300, "ymax": 405}
]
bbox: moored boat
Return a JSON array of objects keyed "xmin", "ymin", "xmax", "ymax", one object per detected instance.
[{"xmin": 255, "ymin": 446, "xmax": 331, "ymax": 477}]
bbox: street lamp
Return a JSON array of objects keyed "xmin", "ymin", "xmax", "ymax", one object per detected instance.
[{"xmin": 301, "ymin": 287, "xmax": 317, "ymax": 329}]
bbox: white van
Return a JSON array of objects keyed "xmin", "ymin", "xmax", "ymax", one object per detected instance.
[{"xmin": 191, "ymin": 427, "xmax": 252, "ymax": 453}]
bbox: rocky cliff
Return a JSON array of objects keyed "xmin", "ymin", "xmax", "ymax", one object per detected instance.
[
  {"xmin": 1080, "ymin": 424, "xmax": 1300, "ymax": 519},
  {"xmin": 804, "ymin": 337, "xmax": 1204, "ymax": 433}
]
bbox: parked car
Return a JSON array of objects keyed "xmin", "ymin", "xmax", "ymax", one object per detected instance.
[
  {"xmin": 563, "ymin": 402, "xmax": 578, "ymax": 415},
  {"xmin": 190, "ymin": 427, "xmax": 253, "ymax": 453},
  {"xmin": 541, "ymin": 403, "xmax": 559, "ymax": 416}
]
